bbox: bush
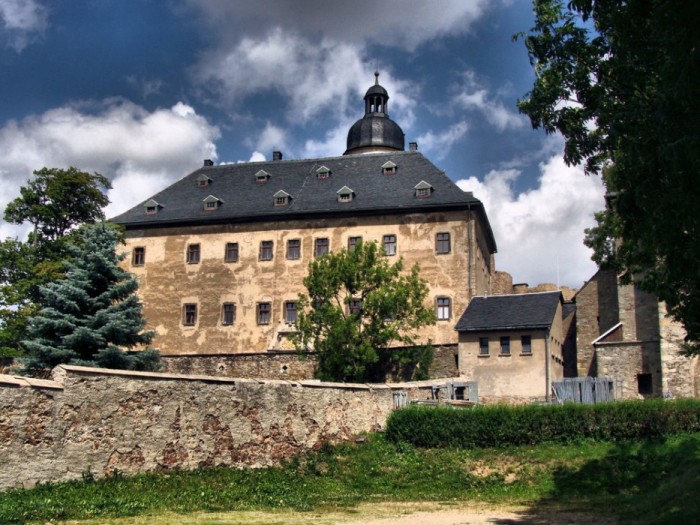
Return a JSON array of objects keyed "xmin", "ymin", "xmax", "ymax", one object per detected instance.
[{"xmin": 385, "ymin": 399, "xmax": 700, "ymax": 448}]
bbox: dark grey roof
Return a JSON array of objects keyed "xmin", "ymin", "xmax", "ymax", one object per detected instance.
[
  {"xmin": 345, "ymin": 115, "xmax": 404, "ymax": 153},
  {"xmin": 563, "ymin": 302, "xmax": 576, "ymax": 319},
  {"xmin": 110, "ymin": 150, "xmax": 497, "ymax": 253},
  {"xmin": 455, "ymin": 292, "xmax": 562, "ymax": 332}
]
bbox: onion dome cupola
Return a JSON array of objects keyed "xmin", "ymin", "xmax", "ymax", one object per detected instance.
[{"xmin": 344, "ymin": 71, "xmax": 405, "ymax": 155}]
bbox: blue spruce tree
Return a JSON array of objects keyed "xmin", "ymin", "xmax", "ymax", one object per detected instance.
[{"xmin": 22, "ymin": 223, "xmax": 159, "ymax": 375}]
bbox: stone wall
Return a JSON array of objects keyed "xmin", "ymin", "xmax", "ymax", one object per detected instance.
[
  {"xmin": 596, "ymin": 342, "xmax": 662, "ymax": 399},
  {"xmin": 0, "ymin": 365, "xmax": 443, "ymax": 491},
  {"xmin": 160, "ymin": 345, "xmax": 459, "ymax": 382}
]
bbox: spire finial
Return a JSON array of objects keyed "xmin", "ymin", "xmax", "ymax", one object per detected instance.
[{"xmin": 374, "ymin": 70, "xmax": 380, "ymax": 85}]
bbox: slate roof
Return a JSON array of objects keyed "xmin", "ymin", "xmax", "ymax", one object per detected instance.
[
  {"xmin": 111, "ymin": 150, "xmax": 497, "ymax": 253},
  {"xmin": 455, "ymin": 291, "xmax": 562, "ymax": 332}
]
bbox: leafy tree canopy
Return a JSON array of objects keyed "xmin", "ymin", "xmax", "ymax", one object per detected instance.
[
  {"xmin": 517, "ymin": 0, "xmax": 700, "ymax": 353},
  {"xmin": 21, "ymin": 223, "xmax": 159, "ymax": 375},
  {"xmin": 294, "ymin": 240, "xmax": 435, "ymax": 383},
  {"xmin": 0, "ymin": 167, "xmax": 111, "ymax": 356}
]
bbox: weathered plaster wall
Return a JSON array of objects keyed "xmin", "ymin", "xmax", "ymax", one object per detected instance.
[
  {"xmin": 124, "ymin": 210, "xmax": 491, "ymax": 356},
  {"xmin": 0, "ymin": 366, "xmax": 442, "ymax": 491},
  {"xmin": 457, "ymin": 328, "xmax": 563, "ymax": 401}
]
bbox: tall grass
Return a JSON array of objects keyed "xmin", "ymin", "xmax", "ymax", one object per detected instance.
[{"xmin": 1, "ymin": 432, "xmax": 698, "ymax": 524}]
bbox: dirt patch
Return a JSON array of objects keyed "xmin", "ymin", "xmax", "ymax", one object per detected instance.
[{"xmin": 62, "ymin": 501, "xmax": 618, "ymax": 524}]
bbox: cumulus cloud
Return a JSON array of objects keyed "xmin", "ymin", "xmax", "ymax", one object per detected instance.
[
  {"xmin": 193, "ymin": 28, "xmax": 416, "ymax": 128},
  {"xmin": 416, "ymin": 121, "xmax": 469, "ymax": 160},
  {"xmin": 450, "ymin": 71, "xmax": 527, "ymax": 131},
  {"xmin": 185, "ymin": 0, "xmax": 494, "ymax": 50},
  {"xmin": 0, "ymin": 100, "xmax": 219, "ymax": 238},
  {"xmin": 457, "ymin": 154, "xmax": 606, "ymax": 288},
  {"xmin": 0, "ymin": 0, "xmax": 47, "ymax": 51}
]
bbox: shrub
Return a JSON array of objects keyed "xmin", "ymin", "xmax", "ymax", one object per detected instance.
[{"xmin": 385, "ymin": 399, "xmax": 700, "ymax": 448}]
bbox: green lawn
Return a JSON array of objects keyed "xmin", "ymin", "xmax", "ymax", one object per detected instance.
[{"xmin": 1, "ymin": 432, "xmax": 698, "ymax": 524}]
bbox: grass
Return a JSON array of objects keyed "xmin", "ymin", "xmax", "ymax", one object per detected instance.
[{"xmin": 1, "ymin": 432, "xmax": 698, "ymax": 524}]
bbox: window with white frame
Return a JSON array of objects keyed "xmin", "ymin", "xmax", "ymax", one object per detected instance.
[{"xmin": 437, "ymin": 297, "xmax": 451, "ymax": 320}]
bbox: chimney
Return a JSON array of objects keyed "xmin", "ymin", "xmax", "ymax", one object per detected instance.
[
  {"xmin": 203, "ymin": 159, "xmax": 214, "ymax": 166},
  {"xmin": 409, "ymin": 142, "xmax": 418, "ymax": 151},
  {"xmin": 272, "ymin": 150, "xmax": 283, "ymax": 161}
]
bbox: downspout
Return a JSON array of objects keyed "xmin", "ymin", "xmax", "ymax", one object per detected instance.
[
  {"xmin": 545, "ymin": 328, "xmax": 551, "ymax": 403},
  {"xmin": 467, "ymin": 204, "xmax": 473, "ymax": 298}
]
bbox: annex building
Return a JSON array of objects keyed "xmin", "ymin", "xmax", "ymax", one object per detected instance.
[{"xmin": 112, "ymin": 75, "xmax": 498, "ymax": 369}]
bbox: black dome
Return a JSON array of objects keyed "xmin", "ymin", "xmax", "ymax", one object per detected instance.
[
  {"xmin": 344, "ymin": 72, "xmax": 405, "ymax": 155},
  {"xmin": 345, "ymin": 116, "xmax": 405, "ymax": 154}
]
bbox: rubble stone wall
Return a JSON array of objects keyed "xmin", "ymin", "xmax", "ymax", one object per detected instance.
[{"xmin": 0, "ymin": 365, "xmax": 441, "ymax": 491}]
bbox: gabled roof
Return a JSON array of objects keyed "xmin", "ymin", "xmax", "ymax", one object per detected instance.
[
  {"xmin": 455, "ymin": 291, "xmax": 563, "ymax": 332},
  {"xmin": 111, "ymin": 151, "xmax": 497, "ymax": 254}
]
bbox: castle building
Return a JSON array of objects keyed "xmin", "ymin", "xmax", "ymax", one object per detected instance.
[{"xmin": 112, "ymin": 75, "xmax": 498, "ymax": 365}]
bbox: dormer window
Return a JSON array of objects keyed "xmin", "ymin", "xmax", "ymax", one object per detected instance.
[
  {"xmin": 414, "ymin": 180, "xmax": 433, "ymax": 198},
  {"xmin": 203, "ymin": 195, "xmax": 222, "ymax": 211},
  {"xmin": 273, "ymin": 190, "xmax": 291, "ymax": 206},
  {"xmin": 382, "ymin": 161, "xmax": 397, "ymax": 175},
  {"xmin": 316, "ymin": 166, "xmax": 331, "ymax": 179},
  {"xmin": 197, "ymin": 174, "xmax": 212, "ymax": 188},
  {"xmin": 337, "ymin": 186, "xmax": 354, "ymax": 203},
  {"xmin": 255, "ymin": 169, "xmax": 270, "ymax": 184},
  {"xmin": 144, "ymin": 199, "xmax": 161, "ymax": 215}
]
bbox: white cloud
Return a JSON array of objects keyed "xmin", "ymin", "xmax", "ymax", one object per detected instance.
[
  {"xmin": 0, "ymin": 100, "xmax": 219, "ymax": 238},
  {"xmin": 450, "ymin": 71, "xmax": 526, "ymax": 131},
  {"xmin": 0, "ymin": 0, "xmax": 47, "ymax": 51},
  {"xmin": 252, "ymin": 122, "xmax": 288, "ymax": 157},
  {"xmin": 457, "ymin": 154, "xmax": 606, "ymax": 289},
  {"xmin": 416, "ymin": 121, "xmax": 469, "ymax": 160},
  {"xmin": 193, "ymin": 28, "xmax": 416, "ymax": 128},
  {"xmin": 185, "ymin": 0, "xmax": 494, "ymax": 50}
]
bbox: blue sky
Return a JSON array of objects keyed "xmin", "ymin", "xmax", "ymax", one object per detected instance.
[{"xmin": 0, "ymin": 0, "xmax": 605, "ymax": 288}]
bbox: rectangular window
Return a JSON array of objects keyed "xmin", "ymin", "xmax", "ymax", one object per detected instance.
[
  {"xmin": 436, "ymin": 232, "xmax": 451, "ymax": 254},
  {"xmin": 637, "ymin": 373, "xmax": 653, "ymax": 395},
  {"xmin": 521, "ymin": 335, "xmax": 532, "ymax": 354},
  {"xmin": 348, "ymin": 236, "xmax": 362, "ymax": 251},
  {"xmin": 479, "ymin": 337, "xmax": 489, "ymax": 356},
  {"xmin": 285, "ymin": 301, "xmax": 297, "ymax": 323},
  {"xmin": 437, "ymin": 297, "xmax": 451, "ymax": 320},
  {"xmin": 222, "ymin": 303, "xmax": 236, "ymax": 325},
  {"xmin": 205, "ymin": 200, "xmax": 217, "ymax": 210},
  {"xmin": 315, "ymin": 238, "xmax": 329, "ymax": 257},
  {"xmin": 187, "ymin": 243, "xmax": 200, "ymax": 264},
  {"xmin": 225, "ymin": 242, "xmax": 239, "ymax": 262},
  {"xmin": 383, "ymin": 234, "xmax": 397, "ymax": 256},
  {"xmin": 132, "ymin": 247, "xmax": 145, "ymax": 266},
  {"xmin": 348, "ymin": 299, "xmax": 362, "ymax": 316},
  {"xmin": 287, "ymin": 239, "xmax": 301, "ymax": 260},
  {"xmin": 260, "ymin": 240, "xmax": 273, "ymax": 261},
  {"xmin": 183, "ymin": 304, "xmax": 197, "ymax": 326},
  {"xmin": 500, "ymin": 336, "xmax": 511, "ymax": 355},
  {"xmin": 257, "ymin": 302, "xmax": 271, "ymax": 325}
]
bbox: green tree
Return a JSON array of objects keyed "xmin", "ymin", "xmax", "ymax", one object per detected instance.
[
  {"xmin": 517, "ymin": 0, "xmax": 700, "ymax": 352},
  {"xmin": 21, "ymin": 223, "xmax": 159, "ymax": 376},
  {"xmin": 0, "ymin": 167, "xmax": 111, "ymax": 355},
  {"xmin": 294, "ymin": 240, "xmax": 435, "ymax": 383}
]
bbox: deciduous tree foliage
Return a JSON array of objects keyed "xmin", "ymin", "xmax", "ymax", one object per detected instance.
[
  {"xmin": 518, "ymin": 0, "xmax": 700, "ymax": 352},
  {"xmin": 0, "ymin": 167, "xmax": 111, "ymax": 355},
  {"xmin": 294, "ymin": 241, "xmax": 435, "ymax": 383},
  {"xmin": 21, "ymin": 223, "xmax": 159, "ymax": 375}
]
